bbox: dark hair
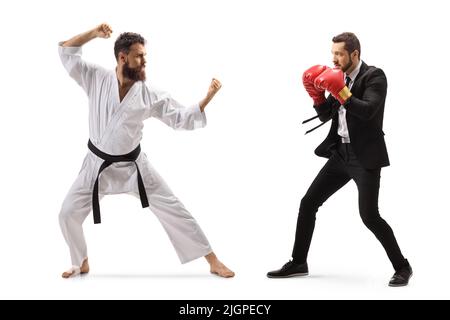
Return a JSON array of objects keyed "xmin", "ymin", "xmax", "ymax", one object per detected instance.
[
  {"xmin": 114, "ymin": 32, "xmax": 146, "ymax": 60},
  {"xmin": 332, "ymin": 32, "xmax": 361, "ymax": 58}
]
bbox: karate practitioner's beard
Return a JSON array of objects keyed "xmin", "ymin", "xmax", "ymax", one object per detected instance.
[{"xmin": 123, "ymin": 62, "xmax": 146, "ymax": 81}]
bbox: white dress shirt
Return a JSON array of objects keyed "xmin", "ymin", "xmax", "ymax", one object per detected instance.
[{"xmin": 338, "ymin": 60, "xmax": 362, "ymax": 143}]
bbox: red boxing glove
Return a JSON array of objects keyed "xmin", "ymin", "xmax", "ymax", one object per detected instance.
[
  {"xmin": 314, "ymin": 68, "xmax": 352, "ymax": 105},
  {"xmin": 302, "ymin": 65, "xmax": 329, "ymax": 106}
]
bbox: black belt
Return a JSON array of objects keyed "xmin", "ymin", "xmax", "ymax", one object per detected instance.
[
  {"xmin": 301, "ymin": 114, "xmax": 327, "ymax": 134},
  {"xmin": 301, "ymin": 107, "xmax": 338, "ymax": 134},
  {"xmin": 88, "ymin": 140, "xmax": 149, "ymax": 224}
]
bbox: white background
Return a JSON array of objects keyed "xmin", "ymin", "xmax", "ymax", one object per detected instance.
[{"xmin": 0, "ymin": 0, "xmax": 449, "ymax": 300}]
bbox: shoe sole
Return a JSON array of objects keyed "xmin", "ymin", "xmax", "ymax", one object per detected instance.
[
  {"xmin": 388, "ymin": 283, "xmax": 408, "ymax": 287},
  {"xmin": 267, "ymin": 272, "xmax": 309, "ymax": 278}
]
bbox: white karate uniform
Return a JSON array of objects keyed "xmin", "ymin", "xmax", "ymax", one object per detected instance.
[{"xmin": 58, "ymin": 44, "xmax": 212, "ymax": 269}]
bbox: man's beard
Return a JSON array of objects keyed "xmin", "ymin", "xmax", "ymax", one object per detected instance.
[
  {"xmin": 123, "ymin": 61, "xmax": 146, "ymax": 81},
  {"xmin": 341, "ymin": 58, "xmax": 353, "ymax": 73}
]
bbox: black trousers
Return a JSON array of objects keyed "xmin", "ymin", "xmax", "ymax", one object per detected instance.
[{"xmin": 292, "ymin": 142, "xmax": 407, "ymax": 271}]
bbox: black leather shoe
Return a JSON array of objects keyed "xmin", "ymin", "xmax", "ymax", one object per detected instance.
[
  {"xmin": 267, "ymin": 260, "xmax": 309, "ymax": 278},
  {"xmin": 389, "ymin": 264, "xmax": 413, "ymax": 287}
]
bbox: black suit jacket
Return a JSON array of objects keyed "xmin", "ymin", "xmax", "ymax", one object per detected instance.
[{"xmin": 313, "ymin": 61, "xmax": 390, "ymax": 169}]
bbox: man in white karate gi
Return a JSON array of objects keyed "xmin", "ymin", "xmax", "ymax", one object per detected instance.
[{"xmin": 58, "ymin": 23, "xmax": 234, "ymax": 278}]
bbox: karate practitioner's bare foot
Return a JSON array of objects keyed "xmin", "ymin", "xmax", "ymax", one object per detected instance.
[
  {"xmin": 61, "ymin": 258, "xmax": 90, "ymax": 278},
  {"xmin": 205, "ymin": 252, "xmax": 235, "ymax": 278}
]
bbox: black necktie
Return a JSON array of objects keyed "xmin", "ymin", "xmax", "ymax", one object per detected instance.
[{"xmin": 345, "ymin": 76, "xmax": 351, "ymax": 87}]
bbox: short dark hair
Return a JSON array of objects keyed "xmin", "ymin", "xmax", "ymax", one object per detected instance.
[
  {"xmin": 114, "ymin": 32, "xmax": 146, "ymax": 60},
  {"xmin": 332, "ymin": 32, "xmax": 361, "ymax": 58}
]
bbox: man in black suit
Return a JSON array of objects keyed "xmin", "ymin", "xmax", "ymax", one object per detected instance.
[{"xmin": 267, "ymin": 32, "xmax": 412, "ymax": 287}]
